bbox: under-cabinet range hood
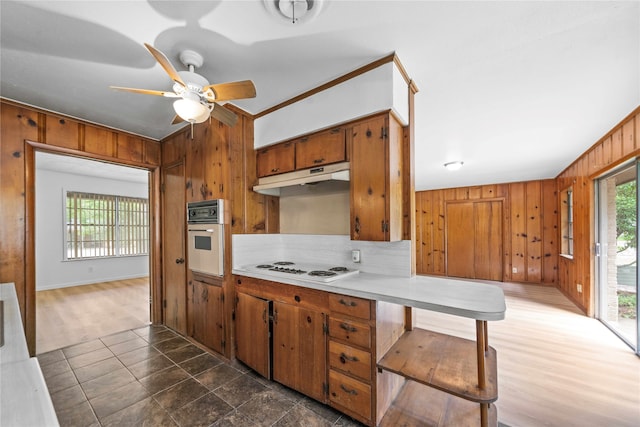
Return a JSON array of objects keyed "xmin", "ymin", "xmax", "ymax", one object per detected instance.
[{"xmin": 253, "ymin": 161, "xmax": 349, "ymax": 196}]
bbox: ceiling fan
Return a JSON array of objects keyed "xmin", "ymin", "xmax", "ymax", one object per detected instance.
[{"xmin": 110, "ymin": 43, "xmax": 256, "ymax": 129}]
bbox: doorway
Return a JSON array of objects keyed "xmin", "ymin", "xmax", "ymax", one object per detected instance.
[
  {"xmin": 596, "ymin": 162, "xmax": 639, "ymax": 355},
  {"xmin": 35, "ymin": 152, "xmax": 151, "ymax": 353}
]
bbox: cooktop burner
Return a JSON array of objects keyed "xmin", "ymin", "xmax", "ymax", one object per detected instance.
[
  {"xmin": 241, "ymin": 262, "xmax": 359, "ymax": 283},
  {"xmin": 308, "ymin": 270, "xmax": 337, "ymax": 277}
]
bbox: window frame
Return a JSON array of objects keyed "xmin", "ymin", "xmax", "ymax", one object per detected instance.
[
  {"xmin": 63, "ymin": 190, "xmax": 149, "ymax": 260},
  {"xmin": 560, "ymin": 186, "xmax": 574, "ymax": 258}
]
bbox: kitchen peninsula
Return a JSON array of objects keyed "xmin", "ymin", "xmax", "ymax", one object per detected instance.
[{"xmin": 233, "ymin": 260, "xmax": 506, "ymax": 426}]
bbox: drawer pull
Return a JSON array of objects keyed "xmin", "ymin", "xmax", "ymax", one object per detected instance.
[
  {"xmin": 339, "ymin": 298, "xmax": 357, "ymax": 307},
  {"xmin": 339, "ymin": 353, "xmax": 359, "ymax": 364},
  {"xmin": 340, "ymin": 384, "xmax": 358, "ymax": 396},
  {"xmin": 313, "ymin": 158, "xmax": 325, "ymax": 164},
  {"xmin": 271, "ymin": 168, "xmax": 280, "ymax": 173},
  {"xmin": 339, "ymin": 323, "xmax": 357, "ymax": 333}
]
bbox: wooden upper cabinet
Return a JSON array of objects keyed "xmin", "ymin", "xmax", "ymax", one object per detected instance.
[
  {"xmin": 350, "ymin": 113, "xmax": 403, "ymax": 242},
  {"xmin": 295, "ymin": 127, "xmax": 346, "ymax": 170},
  {"xmin": 257, "ymin": 142, "xmax": 295, "ymax": 177}
]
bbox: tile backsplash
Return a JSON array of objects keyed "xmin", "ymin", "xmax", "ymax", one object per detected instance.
[{"xmin": 232, "ymin": 234, "xmax": 412, "ymax": 278}]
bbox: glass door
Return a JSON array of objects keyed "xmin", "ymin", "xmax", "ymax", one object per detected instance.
[{"xmin": 596, "ymin": 162, "xmax": 639, "ymax": 354}]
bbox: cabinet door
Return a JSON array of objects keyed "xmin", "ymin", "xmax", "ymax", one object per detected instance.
[
  {"xmin": 446, "ymin": 201, "xmax": 503, "ymax": 281},
  {"xmin": 162, "ymin": 161, "xmax": 187, "ymax": 334},
  {"xmin": 350, "ymin": 115, "xmax": 389, "ymax": 241},
  {"xmin": 191, "ymin": 280, "xmax": 224, "ymax": 354},
  {"xmin": 273, "ymin": 302, "xmax": 327, "ymax": 403},
  {"xmin": 235, "ymin": 292, "xmax": 271, "ymax": 379},
  {"xmin": 256, "ymin": 142, "xmax": 295, "ymax": 177},
  {"xmin": 295, "ymin": 128, "xmax": 346, "ymax": 170}
]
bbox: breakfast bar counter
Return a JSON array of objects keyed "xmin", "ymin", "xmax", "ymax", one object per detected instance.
[
  {"xmin": 233, "ymin": 269, "xmax": 506, "ymax": 426},
  {"xmin": 231, "ymin": 269, "xmax": 506, "ymax": 321}
]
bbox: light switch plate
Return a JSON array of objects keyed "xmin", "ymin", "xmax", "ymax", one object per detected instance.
[{"xmin": 352, "ymin": 250, "xmax": 361, "ymax": 263}]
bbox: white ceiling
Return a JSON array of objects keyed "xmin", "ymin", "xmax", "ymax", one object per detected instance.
[{"xmin": 1, "ymin": 1, "xmax": 638, "ymax": 191}]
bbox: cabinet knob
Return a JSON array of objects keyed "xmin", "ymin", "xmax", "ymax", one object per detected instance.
[
  {"xmin": 175, "ymin": 258, "xmax": 185, "ymax": 264},
  {"xmin": 271, "ymin": 168, "xmax": 280, "ymax": 173},
  {"xmin": 339, "ymin": 298, "xmax": 357, "ymax": 307}
]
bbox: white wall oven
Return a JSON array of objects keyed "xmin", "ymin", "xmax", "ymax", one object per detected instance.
[{"xmin": 187, "ymin": 200, "xmax": 224, "ymax": 277}]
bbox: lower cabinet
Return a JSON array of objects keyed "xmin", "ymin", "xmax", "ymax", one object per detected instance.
[
  {"xmin": 235, "ymin": 276, "xmax": 329, "ymax": 404},
  {"xmin": 234, "ymin": 276, "xmax": 405, "ymax": 427},
  {"xmin": 273, "ymin": 302, "xmax": 327, "ymax": 403},
  {"xmin": 235, "ymin": 292, "xmax": 271, "ymax": 378},
  {"xmin": 327, "ymin": 293, "xmax": 376, "ymax": 425},
  {"xmin": 191, "ymin": 279, "xmax": 225, "ymax": 355}
]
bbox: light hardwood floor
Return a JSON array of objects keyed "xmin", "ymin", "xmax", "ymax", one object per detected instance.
[
  {"xmin": 36, "ymin": 277, "xmax": 150, "ymax": 354},
  {"xmin": 415, "ymin": 281, "xmax": 640, "ymax": 427}
]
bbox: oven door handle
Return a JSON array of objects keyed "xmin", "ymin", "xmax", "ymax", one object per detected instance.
[{"xmin": 188, "ymin": 228, "xmax": 215, "ymax": 233}]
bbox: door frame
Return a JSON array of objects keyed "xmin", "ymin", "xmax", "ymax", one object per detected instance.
[
  {"xmin": 25, "ymin": 140, "xmax": 162, "ymax": 355},
  {"xmin": 594, "ymin": 159, "xmax": 640, "ymax": 355}
]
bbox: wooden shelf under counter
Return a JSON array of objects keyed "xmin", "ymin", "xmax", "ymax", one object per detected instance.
[
  {"xmin": 379, "ymin": 381, "xmax": 498, "ymax": 427},
  {"xmin": 377, "ymin": 327, "xmax": 498, "ymax": 404}
]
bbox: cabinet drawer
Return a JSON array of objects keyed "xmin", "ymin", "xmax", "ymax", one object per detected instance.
[
  {"xmin": 328, "ymin": 317, "xmax": 371, "ymax": 349},
  {"xmin": 329, "ymin": 370, "xmax": 372, "ymax": 422},
  {"xmin": 329, "ymin": 294, "xmax": 371, "ymax": 320},
  {"xmin": 329, "ymin": 340, "xmax": 371, "ymax": 382}
]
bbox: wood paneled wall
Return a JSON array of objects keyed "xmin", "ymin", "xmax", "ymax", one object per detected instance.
[
  {"xmin": 416, "ymin": 180, "xmax": 558, "ymax": 285},
  {"xmin": 160, "ymin": 106, "xmax": 278, "ymax": 358},
  {"xmin": 0, "ymin": 99, "xmax": 161, "ymax": 355},
  {"xmin": 556, "ymin": 106, "xmax": 640, "ymax": 315}
]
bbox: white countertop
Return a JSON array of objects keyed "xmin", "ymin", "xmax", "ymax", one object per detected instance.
[
  {"xmin": 1, "ymin": 283, "xmax": 59, "ymax": 427},
  {"xmin": 232, "ymin": 270, "xmax": 506, "ymax": 321}
]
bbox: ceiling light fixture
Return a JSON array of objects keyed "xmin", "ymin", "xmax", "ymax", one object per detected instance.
[
  {"xmin": 444, "ymin": 161, "xmax": 464, "ymax": 171},
  {"xmin": 263, "ymin": 0, "xmax": 325, "ymax": 25},
  {"xmin": 173, "ymin": 98, "xmax": 210, "ymax": 124}
]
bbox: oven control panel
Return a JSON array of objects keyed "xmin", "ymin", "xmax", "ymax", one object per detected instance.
[{"xmin": 187, "ymin": 199, "xmax": 224, "ymax": 224}]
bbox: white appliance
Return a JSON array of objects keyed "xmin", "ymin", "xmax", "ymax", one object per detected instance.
[
  {"xmin": 239, "ymin": 261, "xmax": 359, "ymax": 283},
  {"xmin": 187, "ymin": 200, "xmax": 224, "ymax": 277}
]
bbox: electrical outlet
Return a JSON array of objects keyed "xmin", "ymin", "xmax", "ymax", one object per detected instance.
[
  {"xmin": 577, "ymin": 284, "xmax": 583, "ymax": 293},
  {"xmin": 352, "ymin": 250, "xmax": 361, "ymax": 263},
  {"xmin": 512, "ymin": 267, "xmax": 517, "ymax": 273}
]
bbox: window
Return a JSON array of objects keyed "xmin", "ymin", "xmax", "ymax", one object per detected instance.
[
  {"xmin": 65, "ymin": 191, "xmax": 149, "ymax": 259},
  {"xmin": 561, "ymin": 187, "xmax": 574, "ymax": 257}
]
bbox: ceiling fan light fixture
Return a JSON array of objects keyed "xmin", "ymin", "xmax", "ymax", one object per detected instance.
[
  {"xmin": 444, "ymin": 161, "xmax": 464, "ymax": 171},
  {"xmin": 263, "ymin": 0, "xmax": 324, "ymax": 24},
  {"xmin": 173, "ymin": 98, "xmax": 210, "ymax": 123}
]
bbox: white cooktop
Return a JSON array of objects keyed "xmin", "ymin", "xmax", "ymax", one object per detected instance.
[{"xmin": 239, "ymin": 262, "xmax": 360, "ymax": 283}]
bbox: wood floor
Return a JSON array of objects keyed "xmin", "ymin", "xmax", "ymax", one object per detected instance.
[
  {"xmin": 36, "ymin": 278, "xmax": 639, "ymax": 426},
  {"xmin": 36, "ymin": 277, "xmax": 150, "ymax": 354},
  {"xmin": 415, "ymin": 281, "xmax": 640, "ymax": 427}
]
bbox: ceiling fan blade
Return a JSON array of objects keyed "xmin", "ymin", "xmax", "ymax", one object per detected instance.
[
  {"xmin": 143, "ymin": 43, "xmax": 186, "ymax": 88},
  {"xmin": 110, "ymin": 86, "xmax": 180, "ymax": 97},
  {"xmin": 203, "ymin": 80, "xmax": 256, "ymax": 102},
  {"xmin": 211, "ymin": 103, "xmax": 238, "ymax": 127}
]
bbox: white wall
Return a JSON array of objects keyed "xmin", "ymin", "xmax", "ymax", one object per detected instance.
[
  {"xmin": 254, "ymin": 61, "xmax": 409, "ymax": 148},
  {"xmin": 35, "ymin": 168, "xmax": 149, "ymax": 291}
]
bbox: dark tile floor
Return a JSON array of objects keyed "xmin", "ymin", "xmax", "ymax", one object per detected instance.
[{"xmin": 37, "ymin": 325, "xmax": 365, "ymax": 427}]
